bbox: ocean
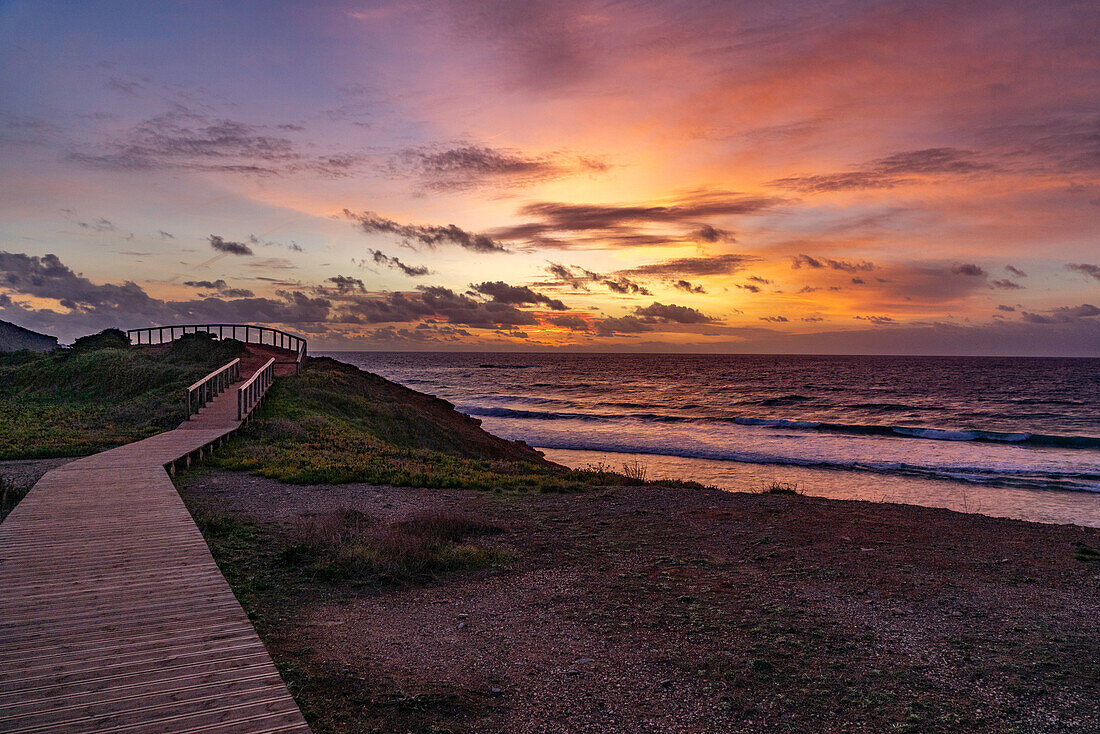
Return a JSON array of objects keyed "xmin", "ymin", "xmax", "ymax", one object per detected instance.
[{"xmin": 325, "ymin": 352, "xmax": 1100, "ymax": 527}]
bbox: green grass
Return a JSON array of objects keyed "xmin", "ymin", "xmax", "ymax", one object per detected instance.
[
  {"xmin": 0, "ymin": 331, "xmax": 245, "ymax": 459},
  {"xmin": 213, "ymin": 356, "xmax": 707, "ymax": 493}
]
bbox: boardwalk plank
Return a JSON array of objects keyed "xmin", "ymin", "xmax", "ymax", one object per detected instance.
[{"xmin": 0, "ymin": 376, "xmax": 311, "ymax": 733}]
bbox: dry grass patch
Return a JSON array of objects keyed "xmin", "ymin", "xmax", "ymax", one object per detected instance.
[{"xmin": 278, "ymin": 509, "xmax": 509, "ymax": 584}]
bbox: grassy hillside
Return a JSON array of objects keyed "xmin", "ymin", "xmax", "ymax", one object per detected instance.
[
  {"xmin": 0, "ymin": 330, "xmax": 245, "ymax": 459},
  {"xmin": 213, "ymin": 356, "xmax": 697, "ymax": 492}
]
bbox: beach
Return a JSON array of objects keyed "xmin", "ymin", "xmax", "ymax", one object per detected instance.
[{"xmin": 167, "ymin": 466, "xmax": 1100, "ymax": 733}]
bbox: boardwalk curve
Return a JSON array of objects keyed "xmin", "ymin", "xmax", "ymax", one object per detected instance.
[{"xmin": 0, "ymin": 346, "xmax": 311, "ymax": 733}]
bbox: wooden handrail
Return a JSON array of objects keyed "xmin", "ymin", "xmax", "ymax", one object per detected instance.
[
  {"xmin": 186, "ymin": 358, "xmax": 240, "ymax": 418},
  {"xmin": 125, "ymin": 324, "xmax": 307, "ymax": 368},
  {"xmin": 237, "ymin": 357, "xmax": 276, "ymax": 421}
]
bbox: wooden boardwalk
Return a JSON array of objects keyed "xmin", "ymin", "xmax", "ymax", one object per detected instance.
[{"xmin": 0, "ymin": 375, "xmax": 311, "ymax": 732}]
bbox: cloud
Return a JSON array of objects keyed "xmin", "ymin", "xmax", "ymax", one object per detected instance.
[
  {"xmin": 0, "ymin": 251, "xmax": 330, "ymax": 341},
  {"xmin": 771, "ymin": 148, "xmax": 993, "ymax": 192},
  {"xmin": 760, "ymin": 315, "xmax": 789, "ymax": 323},
  {"xmin": 366, "ymin": 249, "xmax": 431, "ymax": 277},
  {"xmin": 325, "ymin": 275, "xmax": 366, "ymax": 294},
  {"xmin": 634, "ymin": 302, "xmax": 716, "ymax": 324},
  {"xmin": 397, "ymin": 144, "xmax": 609, "ymax": 191},
  {"xmin": 672, "ymin": 280, "xmax": 706, "ymax": 293},
  {"xmin": 470, "ymin": 281, "xmax": 568, "ymax": 310},
  {"xmin": 208, "ymin": 235, "xmax": 253, "ymax": 256},
  {"xmin": 951, "ymin": 263, "xmax": 986, "ymax": 277},
  {"xmin": 990, "ymin": 279, "xmax": 1024, "ymax": 290},
  {"xmin": 77, "ymin": 217, "xmax": 117, "ymax": 233},
  {"xmin": 492, "ymin": 191, "xmax": 781, "ymax": 250},
  {"xmin": 1005, "ymin": 265, "xmax": 1027, "ymax": 278},
  {"xmin": 182, "ymin": 279, "xmax": 254, "ymax": 298},
  {"xmin": 1067, "ymin": 263, "xmax": 1100, "ymax": 281},
  {"xmin": 997, "ymin": 305, "xmax": 1016, "ymax": 312},
  {"xmin": 344, "ymin": 209, "xmax": 507, "ymax": 253},
  {"xmin": 158, "ymin": 230, "xmax": 175, "ymax": 240},
  {"xmin": 71, "ymin": 107, "xmax": 362, "ymax": 177},
  {"xmin": 547, "ymin": 314, "xmax": 590, "ymax": 331},
  {"xmin": 855, "ymin": 315, "xmax": 896, "ymax": 324},
  {"xmin": 791, "ymin": 254, "xmax": 875, "ymax": 272},
  {"xmin": 692, "ymin": 225, "xmax": 734, "ymax": 243},
  {"xmin": 595, "ymin": 315, "xmax": 654, "ymax": 336},
  {"xmin": 1021, "ymin": 304, "xmax": 1100, "ymax": 324},
  {"xmin": 620, "ymin": 253, "xmax": 755, "ymax": 278},
  {"xmin": 543, "ymin": 263, "xmax": 652, "ymax": 295}
]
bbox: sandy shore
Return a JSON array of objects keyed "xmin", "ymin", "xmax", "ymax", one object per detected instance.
[{"xmin": 176, "ymin": 468, "xmax": 1100, "ymax": 734}]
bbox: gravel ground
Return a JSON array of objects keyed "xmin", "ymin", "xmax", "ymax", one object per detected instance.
[
  {"xmin": 180, "ymin": 470, "xmax": 1100, "ymax": 734},
  {"xmin": 0, "ymin": 457, "xmax": 77, "ymax": 492}
]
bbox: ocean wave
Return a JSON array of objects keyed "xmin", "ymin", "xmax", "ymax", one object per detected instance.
[
  {"xmin": 528, "ymin": 438, "xmax": 1100, "ymax": 493},
  {"xmin": 462, "ymin": 406, "xmax": 1100, "ymax": 450}
]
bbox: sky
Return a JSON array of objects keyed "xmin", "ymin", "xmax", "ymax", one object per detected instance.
[{"xmin": 0, "ymin": 0, "xmax": 1097, "ymax": 354}]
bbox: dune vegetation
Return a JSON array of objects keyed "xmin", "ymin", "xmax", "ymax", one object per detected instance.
[
  {"xmin": 212, "ymin": 355, "xmax": 704, "ymax": 493},
  {"xmin": 0, "ymin": 330, "xmax": 244, "ymax": 459}
]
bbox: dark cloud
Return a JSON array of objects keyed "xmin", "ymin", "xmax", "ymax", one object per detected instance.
[
  {"xmin": 366, "ymin": 249, "xmax": 431, "ymax": 277},
  {"xmin": 760, "ymin": 315, "xmax": 789, "ymax": 323},
  {"xmin": 595, "ymin": 315, "xmax": 654, "ymax": 336},
  {"xmin": 77, "ymin": 217, "xmax": 116, "ymax": 233},
  {"xmin": 990, "ymin": 279, "xmax": 1024, "ymax": 290},
  {"xmin": 855, "ymin": 315, "xmax": 896, "ymax": 324},
  {"xmin": 747, "ymin": 276, "xmax": 772, "ymax": 285},
  {"xmin": 182, "ymin": 279, "xmax": 254, "ymax": 298},
  {"xmin": 543, "ymin": 263, "xmax": 652, "ymax": 295},
  {"xmin": 0, "ymin": 251, "xmax": 330, "ymax": 341},
  {"xmin": 735, "ymin": 283, "xmax": 762, "ymax": 293},
  {"xmin": 672, "ymin": 280, "xmax": 706, "ymax": 294},
  {"xmin": 1005, "ymin": 265, "xmax": 1027, "ymax": 278},
  {"xmin": 158, "ymin": 230, "xmax": 175, "ymax": 240},
  {"xmin": 791, "ymin": 254, "xmax": 875, "ymax": 272},
  {"xmin": 771, "ymin": 148, "xmax": 993, "ymax": 192},
  {"xmin": 247, "ymin": 234, "xmax": 303, "ymax": 253},
  {"xmin": 1021, "ymin": 304, "xmax": 1100, "ymax": 324},
  {"xmin": 362, "ymin": 324, "xmax": 472, "ymax": 344},
  {"xmin": 471, "ymin": 281, "xmax": 568, "ymax": 310},
  {"xmin": 492, "ymin": 191, "xmax": 780, "ymax": 250},
  {"xmin": 951, "ymin": 263, "xmax": 986, "ymax": 277},
  {"xmin": 692, "ymin": 225, "xmax": 733, "ymax": 243},
  {"xmin": 621, "ymin": 254, "xmax": 755, "ymax": 278},
  {"xmin": 208, "ymin": 235, "xmax": 253, "ymax": 256},
  {"xmin": 1067, "ymin": 263, "xmax": 1100, "ymax": 281},
  {"xmin": 344, "ymin": 210, "xmax": 507, "ymax": 253},
  {"xmin": 547, "ymin": 314, "xmax": 590, "ymax": 332},
  {"xmin": 634, "ymin": 302, "xmax": 716, "ymax": 324},
  {"xmin": 997, "ymin": 304, "xmax": 1017, "ymax": 312},
  {"xmin": 326, "ymin": 275, "xmax": 366, "ymax": 294},
  {"xmin": 416, "ymin": 286, "xmax": 538, "ymax": 327},
  {"xmin": 398, "ymin": 144, "xmax": 609, "ymax": 191},
  {"xmin": 72, "ymin": 107, "xmax": 362, "ymax": 177}
]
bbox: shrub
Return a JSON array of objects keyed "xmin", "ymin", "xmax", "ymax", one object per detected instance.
[
  {"xmin": 762, "ymin": 480, "xmax": 802, "ymax": 495},
  {"xmin": 279, "ymin": 508, "xmax": 507, "ymax": 584},
  {"xmin": 71, "ymin": 328, "xmax": 131, "ymax": 351}
]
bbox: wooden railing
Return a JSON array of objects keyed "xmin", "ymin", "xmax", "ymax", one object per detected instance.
[
  {"xmin": 187, "ymin": 359, "xmax": 240, "ymax": 417},
  {"xmin": 126, "ymin": 324, "xmax": 307, "ymax": 375},
  {"xmin": 238, "ymin": 358, "xmax": 275, "ymax": 421}
]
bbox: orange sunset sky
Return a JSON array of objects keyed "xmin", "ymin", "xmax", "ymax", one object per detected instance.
[{"xmin": 1, "ymin": 1, "xmax": 1098, "ymax": 353}]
